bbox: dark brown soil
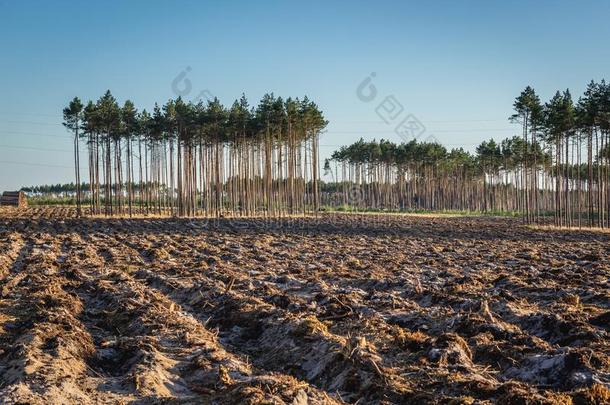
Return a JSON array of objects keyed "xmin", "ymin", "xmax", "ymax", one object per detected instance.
[{"xmin": 0, "ymin": 208, "xmax": 608, "ymax": 404}]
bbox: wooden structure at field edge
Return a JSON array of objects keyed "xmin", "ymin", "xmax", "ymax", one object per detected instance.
[{"xmin": 0, "ymin": 191, "xmax": 28, "ymax": 208}]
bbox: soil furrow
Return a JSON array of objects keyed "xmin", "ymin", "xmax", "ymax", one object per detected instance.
[
  {"xmin": 0, "ymin": 234, "xmax": 103, "ymax": 403},
  {"xmin": 73, "ymin": 230, "xmax": 343, "ymax": 404}
]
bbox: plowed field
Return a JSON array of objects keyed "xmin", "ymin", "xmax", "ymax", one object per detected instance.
[{"xmin": 0, "ymin": 208, "xmax": 608, "ymax": 404}]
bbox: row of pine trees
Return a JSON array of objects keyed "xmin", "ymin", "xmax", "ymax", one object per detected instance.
[
  {"xmin": 63, "ymin": 91, "xmax": 327, "ymax": 217},
  {"xmin": 510, "ymin": 81, "xmax": 610, "ymax": 227},
  {"xmin": 327, "ymin": 80, "xmax": 610, "ymax": 228},
  {"xmin": 325, "ymin": 137, "xmax": 547, "ymax": 214},
  {"xmin": 62, "ymin": 81, "xmax": 610, "ymax": 228}
]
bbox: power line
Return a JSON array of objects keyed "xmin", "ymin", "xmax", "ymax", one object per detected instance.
[
  {"xmin": 319, "ymin": 142, "xmax": 486, "ymax": 147},
  {"xmin": 0, "ymin": 115, "xmax": 515, "ymax": 127},
  {"xmin": 325, "ymin": 128, "xmax": 516, "ymax": 134},
  {"xmin": 0, "ymin": 144, "xmax": 72, "ymax": 153},
  {"xmin": 0, "ymin": 141, "xmax": 488, "ymax": 154},
  {"xmin": 331, "ymin": 119, "xmax": 508, "ymax": 124},
  {"xmin": 0, "ymin": 111, "xmax": 62, "ymax": 118},
  {"xmin": 0, "ymin": 120, "xmax": 63, "ymax": 126},
  {"xmin": 0, "ymin": 160, "xmax": 85, "ymax": 169},
  {"xmin": 0, "ymin": 130, "xmax": 71, "ymax": 139}
]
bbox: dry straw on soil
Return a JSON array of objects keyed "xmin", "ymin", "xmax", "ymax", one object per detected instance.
[{"xmin": 0, "ymin": 208, "xmax": 608, "ymax": 404}]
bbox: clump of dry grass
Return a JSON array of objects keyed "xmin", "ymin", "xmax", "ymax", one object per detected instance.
[
  {"xmin": 547, "ymin": 392, "xmax": 575, "ymax": 405},
  {"xmin": 345, "ymin": 257, "xmax": 362, "ymax": 269},
  {"xmin": 393, "ymin": 326, "xmax": 429, "ymax": 351},
  {"xmin": 218, "ymin": 364, "xmax": 233, "ymax": 385},
  {"xmin": 446, "ymin": 397, "xmax": 476, "ymax": 405},
  {"xmin": 561, "ymin": 294, "xmax": 581, "ymax": 307},
  {"xmin": 529, "ymin": 224, "xmax": 610, "ymax": 234},
  {"xmin": 572, "ymin": 383, "xmax": 610, "ymax": 404},
  {"xmin": 292, "ymin": 316, "xmax": 329, "ymax": 337}
]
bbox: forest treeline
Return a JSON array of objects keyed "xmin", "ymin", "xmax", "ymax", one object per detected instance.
[
  {"xmin": 62, "ymin": 91, "xmax": 327, "ymax": 217},
  {"xmin": 55, "ymin": 80, "xmax": 610, "ymax": 227},
  {"xmin": 328, "ymin": 80, "xmax": 610, "ymax": 228}
]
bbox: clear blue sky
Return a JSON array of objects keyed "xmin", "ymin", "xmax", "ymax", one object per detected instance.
[{"xmin": 1, "ymin": 0, "xmax": 609, "ymax": 189}]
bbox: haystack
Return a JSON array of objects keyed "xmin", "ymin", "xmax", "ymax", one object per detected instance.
[{"xmin": 0, "ymin": 191, "xmax": 28, "ymax": 208}]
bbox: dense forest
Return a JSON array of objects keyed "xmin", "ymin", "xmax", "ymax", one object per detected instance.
[
  {"xmin": 50, "ymin": 80, "xmax": 610, "ymax": 227},
  {"xmin": 325, "ymin": 137, "xmax": 547, "ymax": 214},
  {"xmin": 61, "ymin": 91, "xmax": 327, "ymax": 217},
  {"xmin": 327, "ymin": 81, "xmax": 610, "ymax": 228}
]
